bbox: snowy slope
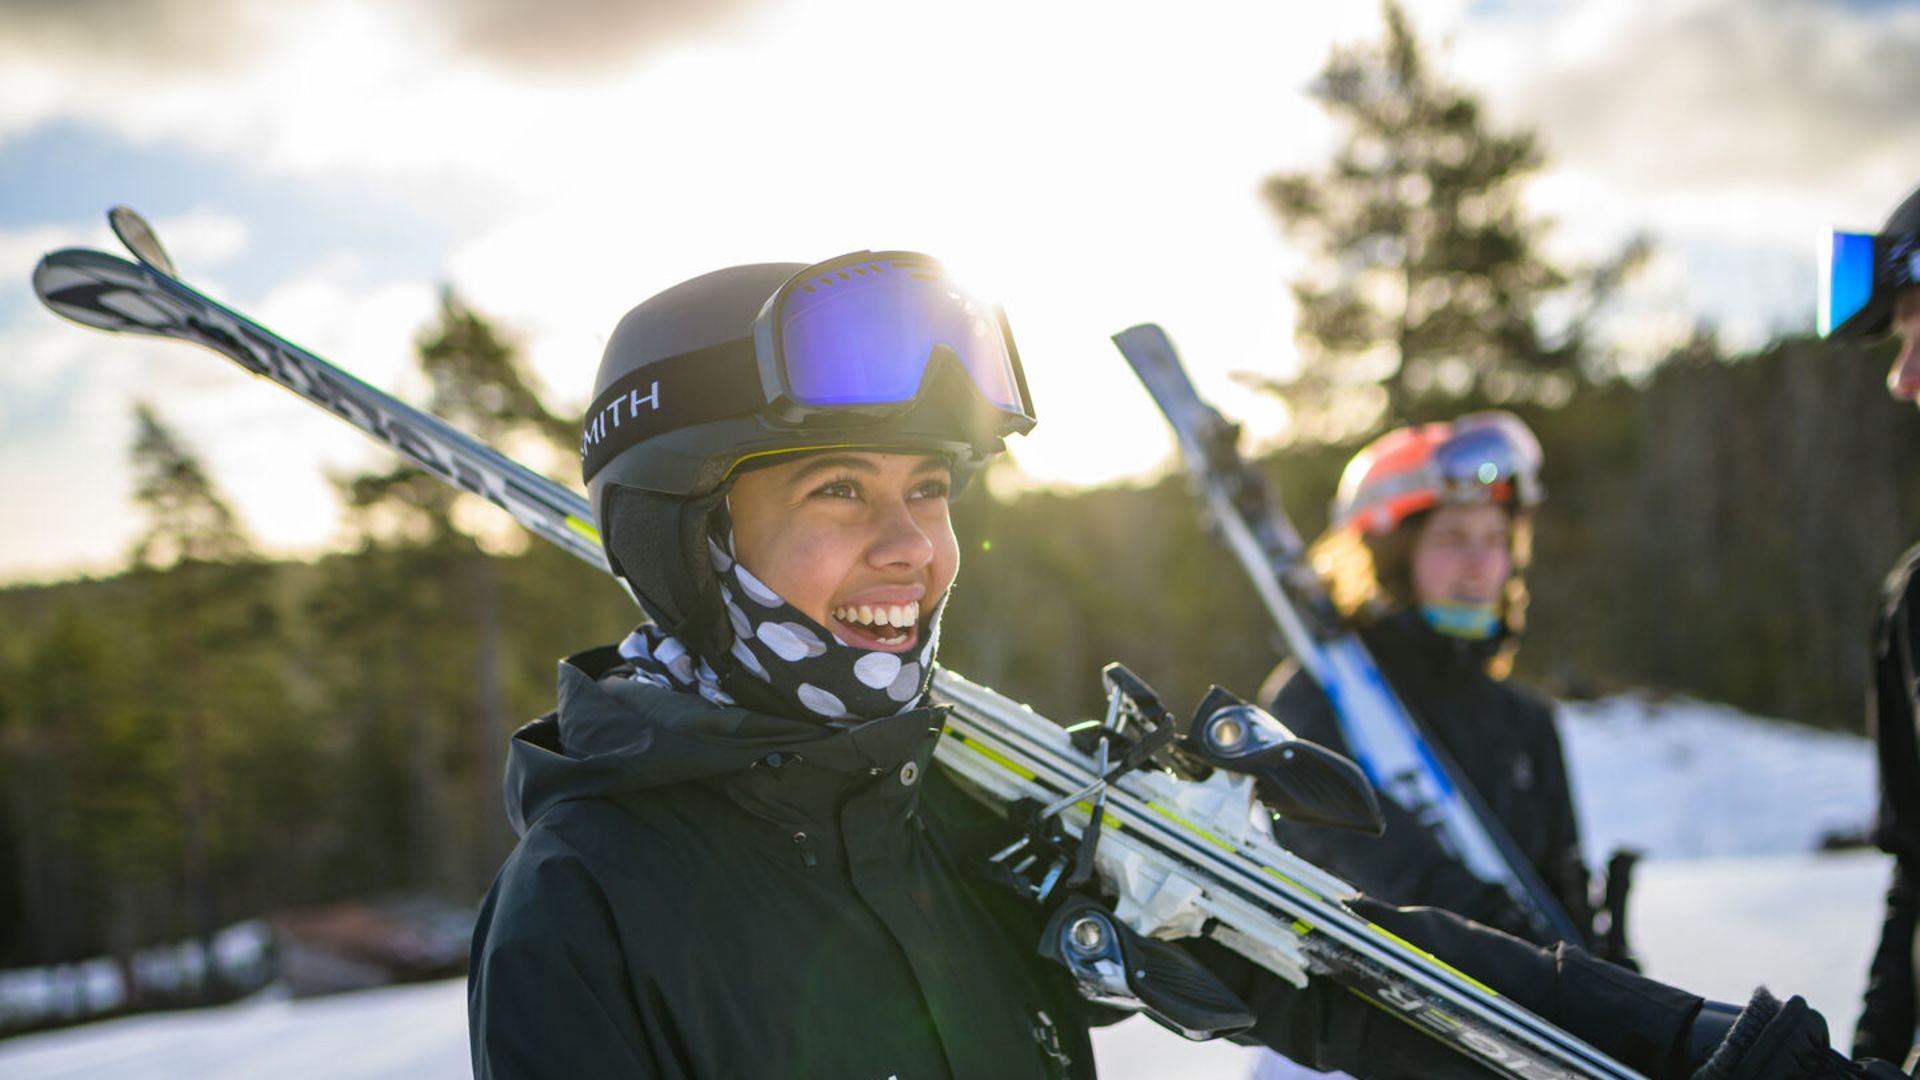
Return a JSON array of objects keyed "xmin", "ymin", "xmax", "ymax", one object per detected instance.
[
  {"xmin": 1631, "ymin": 849, "xmax": 1888, "ymax": 1042},
  {"xmin": 0, "ymin": 694, "xmax": 1891, "ymax": 1079},
  {"xmin": 0, "ymin": 979, "xmax": 472, "ymax": 1080},
  {"xmin": 0, "ymin": 853, "xmax": 1885, "ymax": 1079},
  {"xmin": 1558, "ymin": 694, "xmax": 1877, "ymax": 862}
]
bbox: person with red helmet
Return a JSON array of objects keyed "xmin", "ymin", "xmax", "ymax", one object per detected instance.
[
  {"xmin": 1256, "ymin": 409, "xmax": 1600, "ymax": 952},
  {"xmin": 1820, "ymin": 182, "xmax": 1920, "ymax": 1068},
  {"xmin": 1252, "ymin": 409, "xmax": 1617, "ymax": 1080}
]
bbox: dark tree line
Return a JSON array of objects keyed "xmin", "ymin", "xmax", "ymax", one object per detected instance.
[{"xmin": 7, "ymin": 324, "xmax": 1907, "ymax": 986}]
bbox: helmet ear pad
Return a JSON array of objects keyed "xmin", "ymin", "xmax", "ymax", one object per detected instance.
[{"xmin": 603, "ymin": 484, "xmax": 735, "ymax": 668}]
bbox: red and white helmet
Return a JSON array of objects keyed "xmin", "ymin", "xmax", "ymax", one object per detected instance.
[{"xmin": 1331, "ymin": 411, "xmax": 1544, "ymax": 536}]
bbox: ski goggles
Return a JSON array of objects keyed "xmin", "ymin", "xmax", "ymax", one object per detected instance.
[
  {"xmin": 1433, "ymin": 412, "xmax": 1544, "ymax": 507},
  {"xmin": 1338, "ymin": 411, "xmax": 1543, "ymax": 534},
  {"xmin": 1818, "ymin": 228, "xmax": 1920, "ymax": 340},
  {"xmin": 582, "ymin": 250, "xmax": 1036, "ymax": 484}
]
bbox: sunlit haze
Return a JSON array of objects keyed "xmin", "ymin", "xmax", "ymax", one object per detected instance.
[{"xmin": 2, "ymin": 0, "xmax": 1913, "ymax": 582}]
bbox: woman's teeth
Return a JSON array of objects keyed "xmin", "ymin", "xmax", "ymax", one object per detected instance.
[{"xmin": 832, "ymin": 601, "xmax": 919, "ymax": 644}]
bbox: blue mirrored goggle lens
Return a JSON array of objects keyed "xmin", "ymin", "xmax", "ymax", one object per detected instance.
[
  {"xmin": 1819, "ymin": 230, "xmax": 1878, "ymax": 338},
  {"xmin": 1432, "ymin": 425, "xmax": 1535, "ymax": 496},
  {"xmin": 777, "ymin": 262, "xmax": 1023, "ymax": 412}
]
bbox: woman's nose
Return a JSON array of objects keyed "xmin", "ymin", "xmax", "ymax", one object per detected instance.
[
  {"xmin": 1889, "ymin": 337, "xmax": 1920, "ymax": 401},
  {"xmin": 1465, "ymin": 543, "xmax": 1507, "ymax": 576},
  {"xmin": 868, "ymin": 500, "xmax": 934, "ymax": 568}
]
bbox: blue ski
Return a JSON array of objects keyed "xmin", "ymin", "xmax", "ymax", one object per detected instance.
[{"xmin": 1112, "ymin": 322, "xmax": 1583, "ymax": 945}]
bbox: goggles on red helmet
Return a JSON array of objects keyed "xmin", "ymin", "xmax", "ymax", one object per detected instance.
[
  {"xmin": 580, "ymin": 250, "xmax": 1037, "ymax": 485},
  {"xmin": 1818, "ymin": 227, "xmax": 1920, "ymax": 340},
  {"xmin": 1334, "ymin": 411, "xmax": 1544, "ymax": 536}
]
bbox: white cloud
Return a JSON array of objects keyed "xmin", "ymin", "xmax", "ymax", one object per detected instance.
[
  {"xmin": 0, "ymin": 257, "xmax": 441, "ymax": 580},
  {"xmin": 0, "ymin": 220, "xmax": 113, "ymax": 292},
  {"xmin": 1411, "ymin": 0, "xmax": 1920, "ymax": 359},
  {"xmin": 1459, "ymin": 0, "xmax": 1920, "ymax": 216},
  {"xmin": 400, "ymin": 0, "xmax": 1408, "ymax": 482},
  {"xmin": 0, "ymin": 0, "xmax": 278, "ymax": 73},
  {"xmin": 0, "ymin": 0, "xmax": 784, "ymax": 84},
  {"xmin": 145, "ymin": 209, "xmax": 250, "ymax": 268},
  {"xmin": 0, "ymin": 317, "xmax": 238, "ymax": 579},
  {"xmin": 393, "ymin": 0, "xmax": 777, "ymax": 75}
]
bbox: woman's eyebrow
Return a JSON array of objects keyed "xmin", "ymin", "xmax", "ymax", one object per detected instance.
[
  {"xmin": 787, "ymin": 453, "xmax": 952, "ymax": 486},
  {"xmin": 786, "ymin": 454, "xmax": 881, "ymax": 486}
]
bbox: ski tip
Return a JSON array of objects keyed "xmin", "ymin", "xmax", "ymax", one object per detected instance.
[
  {"xmin": 108, "ymin": 206, "xmax": 177, "ymax": 278},
  {"xmin": 32, "ymin": 247, "xmax": 145, "ymax": 333},
  {"xmin": 1111, "ymin": 322, "xmax": 1169, "ymax": 343}
]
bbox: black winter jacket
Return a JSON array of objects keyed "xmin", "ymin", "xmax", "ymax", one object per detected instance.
[
  {"xmin": 1261, "ymin": 611, "xmax": 1593, "ymax": 946},
  {"xmin": 1855, "ymin": 544, "xmax": 1920, "ymax": 1062},
  {"xmin": 468, "ymin": 644, "xmax": 1704, "ymax": 1079},
  {"xmin": 467, "ymin": 645, "xmax": 1094, "ymax": 1079}
]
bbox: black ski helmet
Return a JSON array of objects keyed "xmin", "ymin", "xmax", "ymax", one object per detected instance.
[
  {"xmin": 585, "ymin": 255, "xmax": 1027, "ymax": 664},
  {"xmin": 1890, "ymin": 183, "xmax": 1920, "ymax": 251}
]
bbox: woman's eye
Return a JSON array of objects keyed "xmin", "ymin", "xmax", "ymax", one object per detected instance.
[
  {"xmin": 912, "ymin": 478, "xmax": 953, "ymax": 500},
  {"xmin": 814, "ymin": 479, "xmax": 860, "ymax": 499}
]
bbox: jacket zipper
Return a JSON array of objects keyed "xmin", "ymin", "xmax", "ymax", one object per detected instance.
[{"xmin": 791, "ymin": 830, "xmax": 819, "ymax": 869}]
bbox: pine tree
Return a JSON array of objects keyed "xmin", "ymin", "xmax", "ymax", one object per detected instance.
[
  {"xmin": 125, "ymin": 402, "xmax": 259, "ymax": 1001},
  {"xmin": 331, "ymin": 290, "xmax": 573, "ymax": 895},
  {"xmin": 1263, "ymin": 0, "xmax": 1646, "ymax": 438},
  {"xmin": 128, "ymin": 403, "xmax": 254, "ymax": 569}
]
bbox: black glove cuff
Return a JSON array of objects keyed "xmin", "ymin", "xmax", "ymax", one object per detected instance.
[{"xmin": 1692, "ymin": 988, "xmax": 1783, "ymax": 1080}]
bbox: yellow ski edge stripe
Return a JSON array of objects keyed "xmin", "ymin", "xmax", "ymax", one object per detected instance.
[
  {"xmin": 1363, "ymin": 923, "xmax": 1498, "ymax": 996},
  {"xmin": 1143, "ymin": 800, "xmax": 1236, "ymax": 852},
  {"xmin": 564, "ymin": 515, "xmax": 601, "ymax": 543},
  {"xmin": 944, "ymin": 727, "xmax": 1036, "ymax": 780},
  {"xmin": 1140, "ymin": 798, "xmax": 1323, "ymax": 910},
  {"xmin": 941, "ymin": 727, "xmax": 1124, "ymax": 831}
]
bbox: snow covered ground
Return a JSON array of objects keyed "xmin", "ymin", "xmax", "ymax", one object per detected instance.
[
  {"xmin": 0, "ymin": 694, "xmax": 1889, "ymax": 1079},
  {"xmin": 1558, "ymin": 693, "xmax": 1878, "ymax": 861}
]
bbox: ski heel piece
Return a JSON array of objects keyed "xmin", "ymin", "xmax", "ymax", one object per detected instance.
[
  {"xmin": 1039, "ymin": 894, "xmax": 1254, "ymax": 1042},
  {"xmin": 1183, "ymin": 686, "xmax": 1384, "ymax": 834}
]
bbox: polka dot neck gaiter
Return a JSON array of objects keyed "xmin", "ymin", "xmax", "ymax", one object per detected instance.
[{"xmin": 620, "ymin": 524, "xmax": 945, "ymax": 725}]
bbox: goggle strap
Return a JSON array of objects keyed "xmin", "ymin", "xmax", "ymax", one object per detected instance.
[{"xmin": 580, "ymin": 337, "xmax": 762, "ymax": 484}]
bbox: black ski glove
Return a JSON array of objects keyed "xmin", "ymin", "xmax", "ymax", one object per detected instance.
[{"xmin": 1691, "ymin": 988, "xmax": 1912, "ymax": 1080}]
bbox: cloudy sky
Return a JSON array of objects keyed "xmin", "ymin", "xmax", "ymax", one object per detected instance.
[{"xmin": 1, "ymin": 0, "xmax": 1914, "ymax": 583}]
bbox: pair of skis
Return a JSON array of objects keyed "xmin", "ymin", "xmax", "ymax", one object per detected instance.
[{"xmin": 32, "ymin": 209, "xmax": 1641, "ymax": 1079}]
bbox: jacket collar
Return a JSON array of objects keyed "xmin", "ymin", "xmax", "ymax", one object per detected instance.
[{"xmin": 503, "ymin": 643, "xmax": 946, "ymax": 835}]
